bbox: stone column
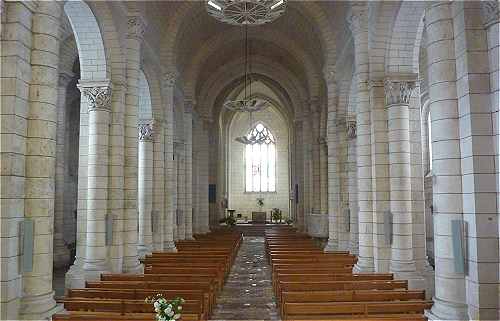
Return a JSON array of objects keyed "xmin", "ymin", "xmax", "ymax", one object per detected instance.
[
  {"xmin": 424, "ymin": 2, "xmax": 468, "ymax": 320},
  {"xmin": 311, "ymin": 105, "xmax": 321, "ymax": 212},
  {"xmin": 324, "ymin": 67, "xmax": 340, "ymax": 251},
  {"xmin": 137, "ymin": 122, "xmax": 154, "ymax": 258},
  {"xmin": 319, "ymin": 115, "xmax": 329, "ymax": 215},
  {"xmin": 122, "ymin": 15, "xmax": 145, "ymax": 273},
  {"xmin": 302, "ymin": 115, "xmax": 312, "ymax": 233},
  {"xmin": 152, "ymin": 121, "xmax": 165, "ymax": 250},
  {"xmin": 1, "ymin": 2, "xmax": 35, "ymax": 318},
  {"xmin": 385, "ymin": 76, "xmax": 423, "ymax": 287},
  {"xmin": 199, "ymin": 118, "xmax": 211, "ymax": 233},
  {"xmin": 294, "ymin": 119, "xmax": 305, "ymax": 231},
  {"xmin": 347, "ymin": 121, "xmax": 359, "ymax": 255},
  {"xmin": 176, "ymin": 142, "xmax": 186, "ymax": 240},
  {"xmin": 162, "ymin": 72, "xmax": 177, "ymax": 251},
  {"xmin": 184, "ymin": 102, "xmax": 194, "ymax": 240},
  {"xmin": 349, "ymin": 3, "xmax": 375, "ymax": 272},
  {"xmin": 54, "ymin": 73, "xmax": 74, "ymax": 269},
  {"xmin": 20, "ymin": 2, "xmax": 63, "ymax": 318},
  {"xmin": 78, "ymin": 81, "xmax": 112, "ymax": 281}
]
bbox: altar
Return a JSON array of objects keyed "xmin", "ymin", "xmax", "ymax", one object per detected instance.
[{"xmin": 252, "ymin": 211, "xmax": 266, "ymax": 224}]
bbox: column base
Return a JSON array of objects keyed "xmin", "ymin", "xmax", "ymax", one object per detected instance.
[
  {"xmin": 137, "ymin": 244, "xmax": 153, "ymax": 259},
  {"xmin": 83, "ymin": 260, "xmax": 110, "ymax": 281},
  {"xmin": 122, "ymin": 256, "xmax": 143, "ymax": 274},
  {"xmin": 423, "ymin": 261, "xmax": 435, "ymax": 300},
  {"xmin": 426, "ymin": 296, "xmax": 469, "ymax": 321},
  {"xmin": 163, "ymin": 241, "xmax": 178, "ymax": 252},
  {"xmin": 65, "ymin": 260, "xmax": 86, "ymax": 291},
  {"xmin": 353, "ymin": 259, "xmax": 375, "ymax": 273},
  {"xmin": 20, "ymin": 290, "xmax": 62, "ymax": 320},
  {"xmin": 324, "ymin": 240, "xmax": 338, "ymax": 252}
]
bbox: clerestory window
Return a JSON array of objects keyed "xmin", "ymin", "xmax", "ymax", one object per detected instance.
[{"xmin": 245, "ymin": 123, "xmax": 276, "ymax": 192}]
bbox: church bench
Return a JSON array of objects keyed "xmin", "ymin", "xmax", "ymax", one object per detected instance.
[
  {"xmin": 68, "ymin": 288, "xmax": 210, "ymax": 315},
  {"xmin": 148, "ymin": 252, "xmax": 235, "ymax": 266},
  {"xmin": 52, "ymin": 311, "xmax": 199, "ymax": 321},
  {"xmin": 280, "ymin": 290, "xmax": 425, "ymax": 316},
  {"xmin": 282, "ymin": 301, "xmax": 433, "ymax": 320},
  {"xmin": 61, "ymin": 298, "xmax": 205, "ymax": 320},
  {"xmin": 142, "ymin": 257, "xmax": 231, "ymax": 274},
  {"xmin": 272, "ymin": 263, "xmax": 355, "ymax": 277},
  {"xmin": 85, "ymin": 281, "xmax": 216, "ymax": 310},
  {"xmin": 144, "ymin": 266, "xmax": 224, "ymax": 281},
  {"xmin": 270, "ymin": 257, "xmax": 358, "ymax": 266},
  {"xmin": 273, "ymin": 274, "xmax": 394, "ymax": 294},
  {"xmin": 143, "ymin": 262, "xmax": 227, "ymax": 277},
  {"xmin": 99, "ymin": 274, "xmax": 222, "ymax": 292}
]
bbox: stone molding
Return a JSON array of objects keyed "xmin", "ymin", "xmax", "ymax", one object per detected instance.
[
  {"xmin": 346, "ymin": 120, "xmax": 357, "ymax": 139},
  {"xmin": 127, "ymin": 16, "xmax": 146, "ymax": 39},
  {"xmin": 384, "ymin": 75, "xmax": 418, "ymax": 106},
  {"xmin": 78, "ymin": 80, "xmax": 112, "ymax": 111},
  {"xmin": 138, "ymin": 122, "xmax": 155, "ymax": 141},
  {"xmin": 482, "ymin": 1, "xmax": 499, "ymax": 28},
  {"xmin": 163, "ymin": 71, "xmax": 179, "ymax": 88}
]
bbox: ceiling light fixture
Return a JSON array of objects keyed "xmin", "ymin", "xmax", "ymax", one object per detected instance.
[{"xmin": 206, "ymin": 0, "xmax": 287, "ymax": 26}]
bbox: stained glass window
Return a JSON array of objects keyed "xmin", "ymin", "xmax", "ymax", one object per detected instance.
[{"xmin": 245, "ymin": 123, "xmax": 276, "ymax": 192}]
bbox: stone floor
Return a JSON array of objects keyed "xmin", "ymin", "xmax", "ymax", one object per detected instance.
[{"xmin": 210, "ymin": 236, "xmax": 279, "ymax": 320}]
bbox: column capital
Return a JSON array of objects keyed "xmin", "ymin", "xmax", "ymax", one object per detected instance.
[
  {"xmin": 127, "ymin": 15, "xmax": 146, "ymax": 40},
  {"xmin": 384, "ymin": 74, "xmax": 418, "ymax": 106},
  {"xmin": 482, "ymin": 1, "xmax": 499, "ymax": 28},
  {"xmin": 77, "ymin": 80, "xmax": 112, "ymax": 111},
  {"xmin": 346, "ymin": 120, "xmax": 357, "ymax": 139},
  {"xmin": 347, "ymin": 2, "xmax": 368, "ymax": 35},
  {"xmin": 323, "ymin": 65, "xmax": 336, "ymax": 85},
  {"xmin": 138, "ymin": 121, "xmax": 155, "ymax": 142},
  {"xmin": 163, "ymin": 71, "xmax": 179, "ymax": 88}
]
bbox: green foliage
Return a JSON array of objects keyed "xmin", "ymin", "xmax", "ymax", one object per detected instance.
[
  {"xmin": 271, "ymin": 208, "xmax": 282, "ymax": 223},
  {"xmin": 145, "ymin": 295, "xmax": 185, "ymax": 321},
  {"xmin": 219, "ymin": 216, "xmax": 236, "ymax": 226}
]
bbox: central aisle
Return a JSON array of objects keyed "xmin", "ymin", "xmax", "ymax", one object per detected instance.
[{"xmin": 211, "ymin": 236, "xmax": 279, "ymax": 320}]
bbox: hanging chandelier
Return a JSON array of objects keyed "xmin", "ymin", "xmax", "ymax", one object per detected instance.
[{"xmin": 206, "ymin": 0, "xmax": 287, "ymax": 26}]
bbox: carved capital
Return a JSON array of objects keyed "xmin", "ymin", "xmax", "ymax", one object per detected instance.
[
  {"xmin": 163, "ymin": 71, "xmax": 179, "ymax": 88},
  {"xmin": 78, "ymin": 80, "xmax": 112, "ymax": 111},
  {"xmin": 384, "ymin": 78, "xmax": 417, "ymax": 106},
  {"xmin": 482, "ymin": 1, "xmax": 499, "ymax": 28},
  {"xmin": 323, "ymin": 66, "xmax": 336, "ymax": 84},
  {"xmin": 138, "ymin": 122, "xmax": 154, "ymax": 141},
  {"xmin": 347, "ymin": 3, "xmax": 368, "ymax": 35},
  {"xmin": 346, "ymin": 120, "xmax": 357, "ymax": 139},
  {"xmin": 127, "ymin": 16, "xmax": 146, "ymax": 39}
]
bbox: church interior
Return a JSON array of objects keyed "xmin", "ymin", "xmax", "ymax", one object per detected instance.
[{"xmin": 1, "ymin": 0, "xmax": 499, "ymax": 320}]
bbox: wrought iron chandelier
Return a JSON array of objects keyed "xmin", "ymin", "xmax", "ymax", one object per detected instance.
[{"xmin": 206, "ymin": 0, "xmax": 287, "ymax": 26}]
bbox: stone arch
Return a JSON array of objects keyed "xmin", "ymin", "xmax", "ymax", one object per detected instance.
[
  {"xmin": 197, "ymin": 56, "xmax": 307, "ymax": 118},
  {"xmin": 160, "ymin": 1, "xmax": 336, "ymax": 71},
  {"xmin": 138, "ymin": 70, "xmax": 153, "ymax": 120},
  {"xmin": 384, "ymin": 1, "xmax": 426, "ymax": 74},
  {"xmin": 63, "ymin": 0, "xmax": 108, "ymax": 81},
  {"xmin": 183, "ymin": 29, "xmax": 321, "ymax": 99}
]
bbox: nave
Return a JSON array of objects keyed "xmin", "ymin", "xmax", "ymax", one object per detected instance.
[{"xmin": 53, "ymin": 226, "xmax": 432, "ymax": 321}]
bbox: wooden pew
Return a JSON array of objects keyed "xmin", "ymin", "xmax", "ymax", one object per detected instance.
[
  {"xmin": 282, "ymin": 301, "xmax": 433, "ymax": 320},
  {"xmin": 52, "ymin": 311, "xmax": 198, "ymax": 321}
]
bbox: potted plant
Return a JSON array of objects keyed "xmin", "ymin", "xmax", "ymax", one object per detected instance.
[
  {"xmin": 271, "ymin": 208, "xmax": 282, "ymax": 223},
  {"xmin": 219, "ymin": 216, "xmax": 236, "ymax": 226},
  {"xmin": 145, "ymin": 295, "xmax": 185, "ymax": 321},
  {"xmin": 285, "ymin": 218, "xmax": 294, "ymax": 225}
]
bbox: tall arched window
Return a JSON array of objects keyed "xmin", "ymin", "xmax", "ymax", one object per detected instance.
[{"xmin": 245, "ymin": 123, "xmax": 276, "ymax": 192}]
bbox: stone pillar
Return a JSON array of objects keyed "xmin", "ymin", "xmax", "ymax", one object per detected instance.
[
  {"xmin": 122, "ymin": 15, "xmax": 145, "ymax": 273},
  {"xmin": 184, "ymin": 102, "xmax": 194, "ymax": 240},
  {"xmin": 424, "ymin": 3, "xmax": 468, "ymax": 320},
  {"xmin": 324, "ymin": 67, "xmax": 340, "ymax": 252},
  {"xmin": 349, "ymin": 3, "xmax": 374, "ymax": 272},
  {"xmin": 0, "ymin": 2, "xmax": 35, "ymax": 318},
  {"xmin": 177, "ymin": 142, "xmax": 186, "ymax": 240},
  {"xmin": 311, "ymin": 106, "xmax": 321, "ymax": 212},
  {"xmin": 347, "ymin": 121, "xmax": 359, "ymax": 255},
  {"xmin": 152, "ymin": 121, "xmax": 165, "ymax": 251},
  {"xmin": 385, "ymin": 76, "xmax": 423, "ymax": 287},
  {"xmin": 54, "ymin": 73, "xmax": 74, "ymax": 269},
  {"xmin": 294, "ymin": 120, "xmax": 305, "ymax": 231},
  {"xmin": 78, "ymin": 81, "xmax": 112, "ymax": 281},
  {"xmin": 137, "ymin": 122, "xmax": 154, "ymax": 258},
  {"xmin": 162, "ymin": 72, "xmax": 177, "ymax": 251},
  {"xmin": 199, "ymin": 118, "xmax": 211, "ymax": 233},
  {"xmin": 21, "ymin": 2, "xmax": 63, "ymax": 318},
  {"xmin": 319, "ymin": 115, "xmax": 329, "ymax": 215}
]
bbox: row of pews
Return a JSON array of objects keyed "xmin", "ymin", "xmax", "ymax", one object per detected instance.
[
  {"xmin": 265, "ymin": 227, "xmax": 432, "ymax": 320},
  {"xmin": 53, "ymin": 230, "xmax": 242, "ymax": 321}
]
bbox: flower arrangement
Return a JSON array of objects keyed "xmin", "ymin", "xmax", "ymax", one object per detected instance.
[{"xmin": 145, "ymin": 295, "xmax": 185, "ymax": 321}]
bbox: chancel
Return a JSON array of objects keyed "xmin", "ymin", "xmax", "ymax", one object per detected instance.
[{"xmin": 1, "ymin": 1, "xmax": 499, "ymax": 321}]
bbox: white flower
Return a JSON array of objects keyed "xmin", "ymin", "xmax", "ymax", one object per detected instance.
[
  {"xmin": 165, "ymin": 306, "xmax": 172, "ymax": 314},
  {"xmin": 173, "ymin": 314, "xmax": 181, "ymax": 320},
  {"xmin": 178, "ymin": 306, "xmax": 182, "ymax": 311},
  {"xmin": 167, "ymin": 310, "xmax": 174, "ymax": 317},
  {"xmin": 154, "ymin": 302, "xmax": 160, "ymax": 309}
]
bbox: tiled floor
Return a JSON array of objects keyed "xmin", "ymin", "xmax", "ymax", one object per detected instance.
[{"xmin": 210, "ymin": 236, "xmax": 279, "ymax": 320}]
